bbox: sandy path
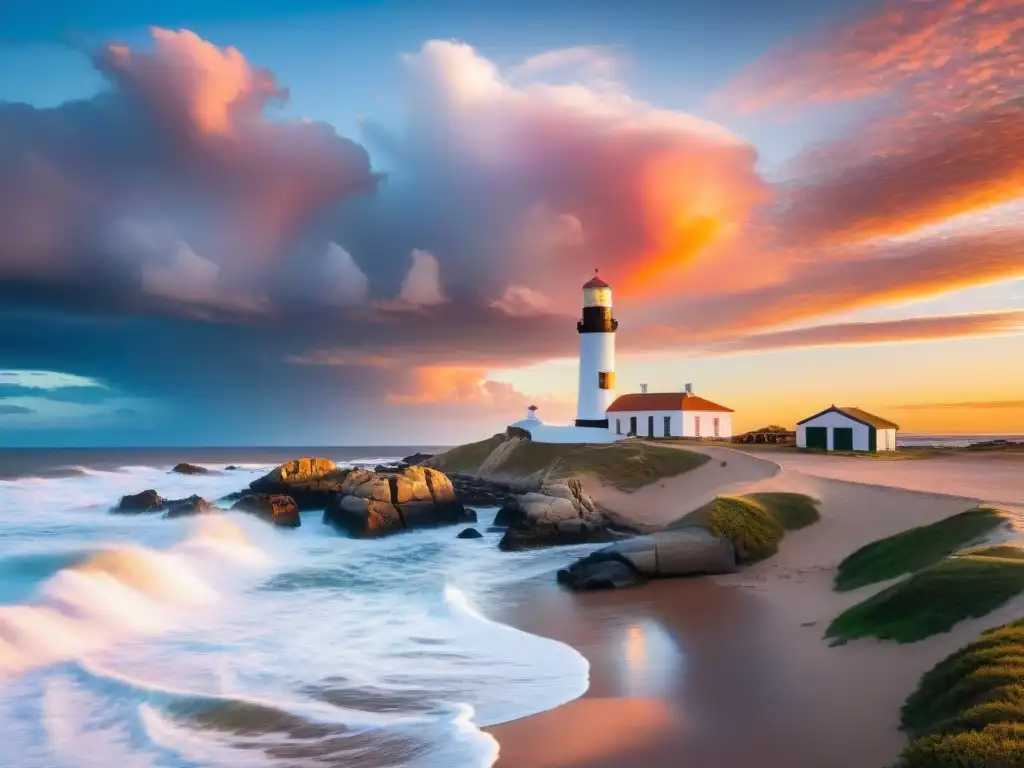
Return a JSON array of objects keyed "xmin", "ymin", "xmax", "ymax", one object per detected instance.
[{"xmin": 737, "ymin": 449, "xmax": 1024, "ymax": 506}]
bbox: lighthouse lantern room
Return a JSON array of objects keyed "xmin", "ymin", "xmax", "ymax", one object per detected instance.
[{"xmin": 575, "ymin": 270, "xmax": 618, "ymax": 428}]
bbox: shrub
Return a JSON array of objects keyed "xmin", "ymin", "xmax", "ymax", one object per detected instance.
[{"xmin": 834, "ymin": 507, "xmax": 1007, "ymax": 592}]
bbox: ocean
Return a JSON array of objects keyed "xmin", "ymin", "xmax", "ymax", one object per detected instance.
[
  {"xmin": 0, "ymin": 448, "xmax": 598, "ymax": 768},
  {"xmin": 897, "ymin": 434, "xmax": 1024, "ymax": 448}
]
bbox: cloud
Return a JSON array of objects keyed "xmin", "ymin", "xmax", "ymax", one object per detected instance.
[
  {"xmin": 890, "ymin": 400, "xmax": 1024, "ymax": 411},
  {"xmin": 0, "ymin": 383, "xmax": 113, "ymax": 404},
  {"xmin": 680, "ymin": 310, "xmax": 1024, "ymax": 356},
  {"xmin": 489, "ymin": 285, "xmax": 557, "ymax": 317},
  {"xmin": 320, "ymin": 242, "xmax": 370, "ymax": 306},
  {"xmin": 0, "ymin": 405, "xmax": 35, "ymax": 415}
]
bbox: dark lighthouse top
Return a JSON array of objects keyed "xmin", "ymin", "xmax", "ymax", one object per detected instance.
[{"xmin": 578, "ymin": 270, "xmax": 618, "ymax": 334}]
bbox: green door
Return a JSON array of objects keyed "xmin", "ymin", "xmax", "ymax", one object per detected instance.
[
  {"xmin": 805, "ymin": 426, "xmax": 827, "ymax": 450},
  {"xmin": 833, "ymin": 427, "xmax": 854, "ymax": 451}
]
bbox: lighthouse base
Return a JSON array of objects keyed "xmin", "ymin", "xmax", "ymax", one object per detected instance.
[{"xmin": 574, "ymin": 418, "xmax": 609, "ymax": 428}]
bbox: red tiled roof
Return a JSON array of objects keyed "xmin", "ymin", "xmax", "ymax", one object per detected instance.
[{"xmin": 606, "ymin": 392, "xmax": 734, "ymax": 413}]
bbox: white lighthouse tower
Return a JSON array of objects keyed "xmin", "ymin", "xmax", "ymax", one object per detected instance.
[{"xmin": 575, "ymin": 270, "xmax": 617, "ymax": 428}]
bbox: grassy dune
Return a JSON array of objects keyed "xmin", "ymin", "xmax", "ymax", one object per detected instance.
[
  {"xmin": 826, "ymin": 546, "xmax": 1024, "ymax": 645},
  {"xmin": 835, "ymin": 507, "xmax": 1009, "ymax": 592},
  {"xmin": 668, "ymin": 492, "xmax": 820, "ymax": 564},
  {"xmin": 898, "ymin": 619, "xmax": 1024, "ymax": 767},
  {"xmin": 429, "ymin": 436, "xmax": 710, "ymax": 490}
]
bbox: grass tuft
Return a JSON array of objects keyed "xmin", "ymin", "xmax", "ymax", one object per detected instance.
[
  {"xmin": 896, "ymin": 619, "xmax": 1024, "ymax": 767},
  {"xmin": 826, "ymin": 547, "xmax": 1024, "ymax": 645},
  {"xmin": 668, "ymin": 492, "xmax": 819, "ymax": 564},
  {"xmin": 834, "ymin": 507, "xmax": 1008, "ymax": 592}
]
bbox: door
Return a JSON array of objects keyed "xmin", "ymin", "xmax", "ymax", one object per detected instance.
[
  {"xmin": 663, "ymin": 416, "xmax": 671, "ymax": 437},
  {"xmin": 695, "ymin": 416, "xmax": 701, "ymax": 437},
  {"xmin": 647, "ymin": 415, "xmax": 654, "ymax": 438},
  {"xmin": 616, "ymin": 418, "xmax": 621, "ymax": 435},
  {"xmin": 833, "ymin": 427, "xmax": 854, "ymax": 451},
  {"xmin": 629, "ymin": 416, "xmax": 637, "ymax": 435},
  {"xmin": 805, "ymin": 426, "xmax": 827, "ymax": 450}
]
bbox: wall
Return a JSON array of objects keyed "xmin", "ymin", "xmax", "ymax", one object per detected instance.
[
  {"xmin": 577, "ymin": 331, "xmax": 616, "ymax": 422},
  {"xmin": 878, "ymin": 428, "xmax": 897, "ymax": 451},
  {"xmin": 606, "ymin": 410, "xmax": 732, "ymax": 439},
  {"xmin": 521, "ymin": 422, "xmax": 620, "ymax": 444},
  {"xmin": 796, "ymin": 412, "xmax": 871, "ymax": 451}
]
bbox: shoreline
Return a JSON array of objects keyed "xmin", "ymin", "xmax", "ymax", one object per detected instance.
[{"xmin": 484, "ymin": 452, "xmax": 1024, "ymax": 767}]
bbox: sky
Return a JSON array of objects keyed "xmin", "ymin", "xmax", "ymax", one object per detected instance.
[{"xmin": 0, "ymin": 0, "xmax": 1022, "ymax": 447}]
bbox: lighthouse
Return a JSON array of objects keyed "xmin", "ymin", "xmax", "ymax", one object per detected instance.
[{"xmin": 575, "ymin": 270, "xmax": 618, "ymax": 428}]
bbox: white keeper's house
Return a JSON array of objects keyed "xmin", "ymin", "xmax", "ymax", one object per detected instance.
[
  {"xmin": 796, "ymin": 405, "xmax": 900, "ymax": 452},
  {"xmin": 508, "ymin": 270, "xmax": 736, "ymax": 443}
]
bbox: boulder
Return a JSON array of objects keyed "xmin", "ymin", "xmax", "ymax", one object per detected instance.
[
  {"xmin": 225, "ymin": 465, "xmax": 241, "ymax": 471},
  {"xmin": 498, "ymin": 479, "xmax": 619, "ymax": 551},
  {"xmin": 231, "ymin": 493, "xmax": 301, "ymax": 528},
  {"xmin": 451, "ymin": 476, "xmax": 520, "ymax": 508},
  {"xmin": 248, "ymin": 458, "xmax": 351, "ymax": 509},
  {"xmin": 171, "ymin": 462, "xmax": 208, "ymax": 475},
  {"xmin": 557, "ymin": 528, "xmax": 736, "ymax": 588},
  {"xmin": 321, "ymin": 465, "xmax": 474, "ymax": 538},
  {"xmin": 164, "ymin": 495, "xmax": 217, "ymax": 519},
  {"xmin": 402, "ymin": 452, "xmax": 434, "ymax": 465},
  {"xmin": 457, "ymin": 527, "xmax": 483, "ymax": 539},
  {"xmin": 115, "ymin": 489, "xmax": 165, "ymax": 513},
  {"xmin": 556, "ymin": 553, "xmax": 646, "ymax": 591}
]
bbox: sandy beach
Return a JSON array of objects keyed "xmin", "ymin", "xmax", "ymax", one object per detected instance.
[{"xmin": 486, "ymin": 447, "xmax": 1024, "ymax": 767}]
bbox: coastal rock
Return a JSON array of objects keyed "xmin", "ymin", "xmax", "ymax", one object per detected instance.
[
  {"xmin": 451, "ymin": 476, "xmax": 520, "ymax": 508},
  {"xmin": 497, "ymin": 479, "xmax": 619, "ymax": 551},
  {"xmin": 171, "ymin": 462, "xmax": 208, "ymax": 475},
  {"xmin": 225, "ymin": 465, "xmax": 241, "ymax": 471},
  {"xmin": 163, "ymin": 495, "xmax": 217, "ymax": 519},
  {"xmin": 556, "ymin": 553, "xmax": 646, "ymax": 591},
  {"xmin": 230, "ymin": 493, "xmax": 301, "ymax": 528},
  {"xmin": 402, "ymin": 452, "xmax": 434, "ymax": 465},
  {"xmin": 248, "ymin": 458, "xmax": 351, "ymax": 509},
  {"xmin": 457, "ymin": 527, "xmax": 483, "ymax": 539},
  {"xmin": 115, "ymin": 489, "xmax": 164, "ymax": 513},
  {"xmin": 557, "ymin": 529, "xmax": 737, "ymax": 589},
  {"xmin": 322, "ymin": 466, "xmax": 474, "ymax": 538}
]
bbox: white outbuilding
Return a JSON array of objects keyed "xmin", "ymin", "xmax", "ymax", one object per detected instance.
[
  {"xmin": 606, "ymin": 388, "xmax": 734, "ymax": 439},
  {"xmin": 796, "ymin": 405, "xmax": 899, "ymax": 452}
]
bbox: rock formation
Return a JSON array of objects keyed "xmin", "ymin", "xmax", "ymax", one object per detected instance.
[
  {"xmin": 248, "ymin": 458, "xmax": 351, "ymax": 509},
  {"xmin": 497, "ymin": 479, "xmax": 620, "ymax": 551},
  {"xmin": 163, "ymin": 495, "xmax": 217, "ymax": 519},
  {"xmin": 557, "ymin": 528, "xmax": 737, "ymax": 590},
  {"xmin": 231, "ymin": 493, "xmax": 301, "ymax": 528},
  {"xmin": 115, "ymin": 489, "xmax": 165, "ymax": 513},
  {"xmin": 457, "ymin": 527, "xmax": 483, "ymax": 539},
  {"xmin": 401, "ymin": 452, "xmax": 434, "ymax": 465},
  {"xmin": 171, "ymin": 462, "xmax": 209, "ymax": 475},
  {"xmin": 322, "ymin": 465, "xmax": 475, "ymax": 538}
]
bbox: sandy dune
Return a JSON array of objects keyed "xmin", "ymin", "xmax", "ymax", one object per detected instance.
[{"xmin": 490, "ymin": 444, "xmax": 1024, "ymax": 767}]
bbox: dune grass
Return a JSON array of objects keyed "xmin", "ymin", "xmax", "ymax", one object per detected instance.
[
  {"xmin": 826, "ymin": 546, "xmax": 1024, "ymax": 645},
  {"xmin": 668, "ymin": 492, "xmax": 820, "ymax": 564},
  {"xmin": 428, "ymin": 434, "xmax": 504, "ymax": 475},
  {"xmin": 897, "ymin": 619, "xmax": 1024, "ymax": 767},
  {"xmin": 834, "ymin": 507, "xmax": 1008, "ymax": 592}
]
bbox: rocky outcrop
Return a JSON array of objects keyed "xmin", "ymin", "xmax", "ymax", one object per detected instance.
[
  {"xmin": 497, "ymin": 479, "xmax": 620, "ymax": 551},
  {"xmin": 231, "ymin": 493, "xmax": 301, "ymax": 528},
  {"xmin": 115, "ymin": 489, "xmax": 165, "ymax": 513},
  {"xmin": 457, "ymin": 527, "xmax": 483, "ymax": 539},
  {"xmin": 556, "ymin": 528, "xmax": 737, "ymax": 590},
  {"xmin": 402, "ymin": 452, "xmax": 434, "ymax": 465},
  {"xmin": 248, "ymin": 458, "xmax": 351, "ymax": 509},
  {"xmin": 171, "ymin": 462, "xmax": 209, "ymax": 475},
  {"xmin": 164, "ymin": 495, "xmax": 217, "ymax": 519},
  {"xmin": 322, "ymin": 465, "xmax": 475, "ymax": 538},
  {"xmin": 450, "ymin": 475, "xmax": 520, "ymax": 508}
]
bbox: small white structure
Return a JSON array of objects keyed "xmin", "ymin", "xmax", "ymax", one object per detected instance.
[
  {"xmin": 606, "ymin": 389, "xmax": 734, "ymax": 439},
  {"xmin": 796, "ymin": 405, "xmax": 899, "ymax": 452},
  {"xmin": 508, "ymin": 404, "xmax": 619, "ymax": 444}
]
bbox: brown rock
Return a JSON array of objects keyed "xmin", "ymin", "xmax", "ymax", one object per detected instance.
[
  {"xmin": 164, "ymin": 495, "xmax": 217, "ymax": 519},
  {"xmin": 230, "ymin": 493, "xmax": 301, "ymax": 528},
  {"xmin": 115, "ymin": 489, "xmax": 164, "ymax": 513},
  {"xmin": 323, "ymin": 496, "xmax": 405, "ymax": 537},
  {"xmin": 249, "ymin": 458, "xmax": 352, "ymax": 509}
]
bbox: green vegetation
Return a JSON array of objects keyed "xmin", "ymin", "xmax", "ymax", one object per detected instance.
[
  {"xmin": 428, "ymin": 434, "xmax": 504, "ymax": 474},
  {"xmin": 429, "ymin": 435, "xmax": 710, "ymax": 490},
  {"xmin": 826, "ymin": 547, "xmax": 1024, "ymax": 645},
  {"xmin": 897, "ymin": 619, "xmax": 1024, "ymax": 767},
  {"xmin": 835, "ymin": 508, "xmax": 1008, "ymax": 592},
  {"xmin": 668, "ymin": 492, "xmax": 820, "ymax": 564}
]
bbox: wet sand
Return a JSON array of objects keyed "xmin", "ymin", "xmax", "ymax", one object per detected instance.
[{"xmin": 486, "ymin": 451, "xmax": 1024, "ymax": 767}]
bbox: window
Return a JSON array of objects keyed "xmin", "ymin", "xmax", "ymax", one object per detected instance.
[
  {"xmin": 663, "ymin": 416, "xmax": 671, "ymax": 437},
  {"xmin": 598, "ymin": 371, "xmax": 615, "ymax": 390},
  {"xmin": 616, "ymin": 418, "xmax": 621, "ymax": 435},
  {"xmin": 694, "ymin": 416, "xmax": 701, "ymax": 437},
  {"xmin": 713, "ymin": 418, "xmax": 720, "ymax": 438}
]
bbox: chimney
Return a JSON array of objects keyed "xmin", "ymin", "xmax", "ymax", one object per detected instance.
[
  {"xmin": 684, "ymin": 383, "xmax": 693, "ymax": 394},
  {"xmin": 640, "ymin": 384, "xmax": 648, "ymax": 394}
]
